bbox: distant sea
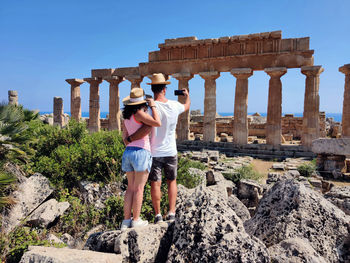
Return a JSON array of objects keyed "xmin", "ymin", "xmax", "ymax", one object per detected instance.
[{"xmin": 40, "ymin": 112, "xmax": 343, "ymax": 123}]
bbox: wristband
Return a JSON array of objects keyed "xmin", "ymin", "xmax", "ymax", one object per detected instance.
[{"xmin": 127, "ymin": 136, "xmax": 132, "ymax": 143}]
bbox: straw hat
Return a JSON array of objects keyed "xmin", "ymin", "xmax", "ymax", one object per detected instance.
[
  {"xmin": 147, "ymin": 73, "xmax": 171, "ymax": 85},
  {"xmin": 122, "ymin": 88, "xmax": 147, "ymax": 106}
]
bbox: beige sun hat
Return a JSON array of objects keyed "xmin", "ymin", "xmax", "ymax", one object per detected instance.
[
  {"xmin": 146, "ymin": 73, "xmax": 171, "ymax": 85},
  {"xmin": 122, "ymin": 88, "xmax": 147, "ymax": 106}
]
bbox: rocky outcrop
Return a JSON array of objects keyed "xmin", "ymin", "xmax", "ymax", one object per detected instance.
[
  {"xmin": 206, "ymin": 170, "xmax": 236, "ymax": 198},
  {"xmin": 167, "ymin": 185, "xmax": 269, "ymax": 262},
  {"xmin": 268, "ymin": 238, "xmax": 327, "ymax": 263},
  {"xmin": 245, "ymin": 179, "xmax": 350, "ymax": 262},
  {"xmin": 26, "ymin": 199, "xmax": 70, "ymax": 228},
  {"xmin": 325, "ymin": 186, "xmax": 350, "ymax": 215},
  {"xmin": 2, "ymin": 173, "xmax": 53, "ymax": 233},
  {"xmin": 84, "ymin": 222, "xmax": 174, "ymax": 263},
  {"xmin": 227, "ymin": 195, "xmax": 251, "ymax": 222},
  {"xmin": 19, "ymin": 246, "xmax": 122, "ymax": 263}
]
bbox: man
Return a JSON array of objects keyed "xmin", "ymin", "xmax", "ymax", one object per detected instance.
[{"xmin": 126, "ymin": 73, "xmax": 190, "ymax": 223}]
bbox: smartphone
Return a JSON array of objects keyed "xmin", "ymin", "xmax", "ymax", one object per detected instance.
[
  {"xmin": 174, "ymin": 90, "xmax": 184, "ymax": 96},
  {"xmin": 145, "ymin": 94, "xmax": 153, "ymax": 99}
]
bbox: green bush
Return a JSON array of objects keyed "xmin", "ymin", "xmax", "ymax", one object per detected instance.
[
  {"xmin": 28, "ymin": 121, "xmax": 125, "ymax": 188},
  {"xmin": 223, "ymin": 164, "xmax": 263, "ymax": 183},
  {"xmin": 177, "ymin": 155, "xmax": 206, "ymax": 188},
  {"xmin": 0, "ymin": 226, "xmax": 65, "ymax": 263},
  {"xmin": 297, "ymin": 161, "xmax": 316, "ymax": 177}
]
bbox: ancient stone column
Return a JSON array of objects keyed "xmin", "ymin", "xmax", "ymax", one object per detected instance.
[
  {"xmin": 65, "ymin": 79, "xmax": 85, "ymax": 121},
  {"xmin": 265, "ymin": 67, "xmax": 287, "ymax": 146},
  {"xmin": 173, "ymin": 73, "xmax": 193, "ymax": 141},
  {"xmin": 84, "ymin": 77, "xmax": 103, "ymax": 132},
  {"xmin": 125, "ymin": 75, "xmax": 143, "ymax": 90},
  {"xmin": 199, "ymin": 71, "xmax": 220, "ymax": 142},
  {"xmin": 301, "ymin": 66, "xmax": 324, "ymax": 148},
  {"xmin": 231, "ymin": 68, "xmax": 253, "ymax": 145},
  {"xmin": 53, "ymin": 97, "xmax": 64, "ymax": 127},
  {"xmin": 8, "ymin": 90, "xmax": 18, "ymax": 105},
  {"xmin": 339, "ymin": 64, "xmax": 350, "ymax": 138},
  {"xmin": 105, "ymin": 76, "xmax": 124, "ymax": 131}
]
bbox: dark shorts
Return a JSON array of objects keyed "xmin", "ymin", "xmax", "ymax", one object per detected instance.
[{"xmin": 149, "ymin": 155, "xmax": 178, "ymax": 182}]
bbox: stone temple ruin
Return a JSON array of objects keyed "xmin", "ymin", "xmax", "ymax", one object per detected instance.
[{"xmin": 62, "ymin": 31, "xmax": 349, "ymax": 156}]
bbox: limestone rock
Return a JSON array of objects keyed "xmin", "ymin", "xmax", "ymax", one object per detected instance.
[
  {"xmin": 19, "ymin": 246, "xmax": 122, "ymax": 263},
  {"xmin": 61, "ymin": 233, "xmax": 75, "ymax": 248},
  {"xmin": 324, "ymin": 186, "xmax": 350, "ymax": 215},
  {"xmin": 268, "ymin": 238, "xmax": 327, "ymax": 263},
  {"xmin": 26, "ymin": 199, "xmax": 70, "ymax": 228},
  {"xmin": 46, "ymin": 234, "xmax": 64, "ymax": 245},
  {"xmin": 167, "ymin": 185, "xmax": 270, "ymax": 262},
  {"xmin": 312, "ymin": 138, "xmax": 350, "ymax": 155},
  {"xmin": 85, "ymin": 223, "xmax": 174, "ymax": 263},
  {"xmin": 79, "ymin": 181, "xmax": 121, "ymax": 209},
  {"xmin": 245, "ymin": 179, "xmax": 350, "ymax": 262},
  {"xmin": 227, "ymin": 195, "xmax": 251, "ymax": 222},
  {"xmin": 2, "ymin": 173, "xmax": 54, "ymax": 233}
]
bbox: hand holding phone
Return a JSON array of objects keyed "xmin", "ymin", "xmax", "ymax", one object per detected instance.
[{"xmin": 174, "ymin": 90, "xmax": 184, "ymax": 96}]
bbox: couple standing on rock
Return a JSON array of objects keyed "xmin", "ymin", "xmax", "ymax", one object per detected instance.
[{"xmin": 120, "ymin": 73, "xmax": 190, "ymax": 230}]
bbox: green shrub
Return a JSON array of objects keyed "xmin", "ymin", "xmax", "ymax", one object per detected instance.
[
  {"xmin": 29, "ymin": 121, "xmax": 125, "ymax": 188},
  {"xmin": 1, "ymin": 226, "xmax": 65, "ymax": 263},
  {"xmin": 223, "ymin": 164, "xmax": 264, "ymax": 183},
  {"xmin": 177, "ymin": 156, "xmax": 206, "ymax": 188},
  {"xmin": 297, "ymin": 162, "xmax": 316, "ymax": 177}
]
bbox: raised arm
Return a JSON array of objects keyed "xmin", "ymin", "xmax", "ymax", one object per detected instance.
[
  {"xmin": 134, "ymin": 99, "xmax": 161, "ymax": 127},
  {"xmin": 181, "ymin": 89, "xmax": 190, "ymax": 112}
]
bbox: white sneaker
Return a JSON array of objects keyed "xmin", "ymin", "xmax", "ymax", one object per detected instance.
[
  {"xmin": 131, "ymin": 218, "xmax": 148, "ymax": 228},
  {"xmin": 120, "ymin": 219, "xmax": 132, "ymax": 231}
]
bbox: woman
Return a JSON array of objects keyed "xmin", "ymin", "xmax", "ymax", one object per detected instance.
[{"xmin": 120, "ymin": 88, "xmax": 161, "ymax": 230}]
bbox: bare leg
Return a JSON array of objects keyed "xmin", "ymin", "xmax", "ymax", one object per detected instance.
[
  {"xmin": 132, "ymin": 171, "xmax": 149, "ymax": 221},
  {"xmin": 167, "ymin": 179, "xmax": 177, "ymax": 214},
  {"xmin": 124, "ymin": 171, "xmax": 135, "ymax": 220},
  {"xmin": 151, "ymin": 181, "xmax": 162, "ymax": 215}
]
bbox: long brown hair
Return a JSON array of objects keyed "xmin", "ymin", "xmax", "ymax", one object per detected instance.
[{"xmin": 122, "ymin": 103, "xmax": 148, "ymax": 120}]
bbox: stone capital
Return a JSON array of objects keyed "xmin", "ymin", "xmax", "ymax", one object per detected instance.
[
  {"xmin": 125, "ymin": 75, "xmax": 143, "ymax": 82},
  {"xmin": 199, "ymin": 71, "xmax": 220, "ymax": 80},
  {"xmin": 104, "ymin": 76, "xmax": 125, "ymax": 85},
  {"xmin": 264, "ymin": 67, "xmax": 287, "ymax": 78},
  {"xmin": 339, "ymin": 64, "xmax": 350, "ymax": 75},
  {"xmin": 65, "ymin": 78, "xmax": 85, "ymax": 86},
  {"xmin": 83, "ymin": 77, "xmax": 103, "ymax": 85},
  {"xmin": 301, "ymin": 66, "xmax": 324, "ymax": 77},
  {"xmin": 230, "ymin": 68, "xmax": 253, "ymax": 79},
  {"xmin": 172, "ymin": 72, "xmax": 194, "ymax": 81}
]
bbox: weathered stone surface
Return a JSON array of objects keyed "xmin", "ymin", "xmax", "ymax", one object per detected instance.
[
  {"xmin": 19, "ymin": 246, "xmax": 122, "ymax": 263},
  {"xmin": 85, "ymin": 223, "xmax": 174, "ymax": 263},
  {"xmin": 325, "ymin": 186, "xmax": 350, "ymax": 215},
  {"xmin": 26, "ymin": 199, "xmax": 70, "ymax": 228},
  {"xmin": 245, "ymin": 179, "xmax": 350, "ymax": 262},
  {"xmin": 268, "ymin": 238, "xmax": 327, "ymax": 263},
  {"xmin": 167, "ymin": 185, "xmax": 270, "ymax": 262},
  {"xmin": 46, "ymin": 234, "xmax": 64, "ymax": 245},
  {"xmin": 79, "ymin": 181, "xmax": 121, "ymax": 209},
  {"xmin": 227, "ymin": 195, "xmax": 251, "ymax": 222},
  {"xmin": 272, "ymin": 163, "xmax": 285, "ymax": 170},
  {"xmin": 312, "ymin": 138, "xmax": 350, "ymax": 155},
  {"xmin": 60, "ymin": 233, "xmax": 75, "ymax": 248},
  {"xmin": 2, "ymin": 173, "xmax": 54, "ymax": 233}
]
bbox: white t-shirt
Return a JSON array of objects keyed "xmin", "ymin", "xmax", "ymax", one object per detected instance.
[{"xmin": 150, "ymin": 100, "xmax": 185, "ymax": 157}]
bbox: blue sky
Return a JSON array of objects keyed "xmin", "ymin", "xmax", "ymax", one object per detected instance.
[{"xmin": 0, "ymin": 0, "xmax": 349, "ymax": 114}]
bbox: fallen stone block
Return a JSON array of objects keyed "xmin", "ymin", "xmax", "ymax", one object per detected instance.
[
  {"xmin": 26, "ymin": 199, "xmax": 70, "ymax": 228},
  {"xmin": 312, "ymin": 138, "xmax": 350, "ymax": 155},
  {"xmin": 19, "ymin": 246, "xmax": 122, "ymax": 263}
]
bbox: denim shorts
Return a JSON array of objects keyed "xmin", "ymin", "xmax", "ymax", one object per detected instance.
[{"xmin": 122, "ymin": 147, "xmax": 152, "ymax": 172}]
